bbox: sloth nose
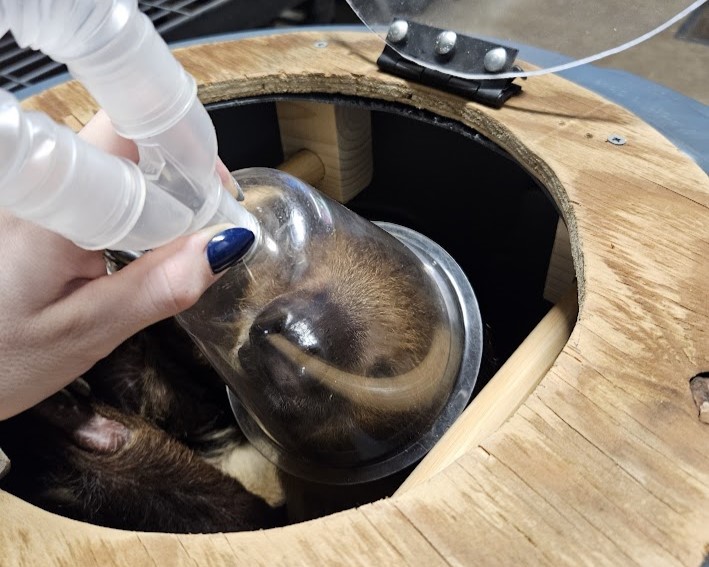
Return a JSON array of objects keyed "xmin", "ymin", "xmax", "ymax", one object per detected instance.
[{"xmin": 251, "ymin": 292, "xmax": 359, "ymax": 367}]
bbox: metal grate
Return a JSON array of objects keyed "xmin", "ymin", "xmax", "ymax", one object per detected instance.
[
  {"xmin": 0, "ymin": 33, "xmax": 65, "ymax": 92},
  {"xmin": 0, "ymin": 0, "xmax": 233, "ymax": 93},
  {"xmin": 138, "ymin": 0, "xmax": 231, "ymax": 37}
]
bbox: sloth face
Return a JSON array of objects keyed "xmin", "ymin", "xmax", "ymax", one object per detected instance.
[
  {"xmin": 236, "ymin": 235, "xmax": 446, "ymax": 454},
  {"xmin": 178, "ymin": 177, "xmax": 460, "ymax": 468}
]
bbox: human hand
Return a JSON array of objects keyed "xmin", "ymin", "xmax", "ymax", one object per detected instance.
[{"xmin": 0, "ymin": 110, "xmax": 253, "ymax": 420}]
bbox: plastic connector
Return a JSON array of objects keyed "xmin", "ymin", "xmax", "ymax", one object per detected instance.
[{"xmin": 0, "ymin": 89, "xmax": 195, "ymax": 250}]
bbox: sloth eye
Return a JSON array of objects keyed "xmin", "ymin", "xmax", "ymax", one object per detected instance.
[
  {"xmin": 311, "ymin": 290, "xmax": 329, "ymax": 304},
  {"xmin": 304, "ymin": 344, "xmax": 322, "ymax": 357},
  {"xmin": 369, "ymin": 358, "xmax": 395, "ymax": 377}
]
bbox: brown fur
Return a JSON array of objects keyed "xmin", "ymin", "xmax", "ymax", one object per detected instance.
[{"xmin": 180, "ymin": 185, "xmax": 452, "ymax": 466}]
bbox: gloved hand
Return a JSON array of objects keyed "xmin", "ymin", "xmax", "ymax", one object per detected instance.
[{"xmin": 0, "ymin": 110, "xmax": 253, "ymax": 420}]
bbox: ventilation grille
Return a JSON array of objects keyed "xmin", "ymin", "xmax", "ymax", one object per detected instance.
[{"xmin": 0, "ymin": 0, "xmax": 233, "ymax": 93}]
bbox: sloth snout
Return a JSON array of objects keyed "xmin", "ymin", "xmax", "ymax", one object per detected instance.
[{"xmin": 250, "ymin": 292, "xmax": 360, "ymax": 368}]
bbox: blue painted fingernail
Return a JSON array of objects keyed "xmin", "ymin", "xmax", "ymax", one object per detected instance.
[{"xmin": 207, "ymin": 227, "xmax": 255, "ymax": 274}]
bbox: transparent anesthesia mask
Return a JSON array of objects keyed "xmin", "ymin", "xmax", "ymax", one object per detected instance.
[
  {"xmin": 177, "ymin": 168, "xmax": 482, "ymax": 484},
  {"xmin": 346, "ymin": 0, "xmax": 706, "ymax": 79}
]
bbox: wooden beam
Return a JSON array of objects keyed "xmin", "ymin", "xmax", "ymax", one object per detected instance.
[
  {"xmin": 276, "ymin": 101, "xmax": 373, "ymax": 203},
  {"xmin": 13, "ymin": 30, "xmax": 709, "ymax": 566},
  {"xmin": 276, "ymin": 149, "xmax": 325, "ymax": 188}
]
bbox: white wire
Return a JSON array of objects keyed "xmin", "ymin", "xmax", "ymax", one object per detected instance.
[
  {"xmin": 502, "ymin": 0, "xmax": 709, "ymax": 80},
  {"xmin": 384, "ymin": 0, "xmax": 709, "ymax": 80}
]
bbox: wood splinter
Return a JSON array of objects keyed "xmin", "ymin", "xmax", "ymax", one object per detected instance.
[
  {"xmin": 689, "ymin": 373, "xmax": 709, "ymax": 424},
  {"xmin": 0, "ymin": 448, "xmax": 9, "ymax": 481}
]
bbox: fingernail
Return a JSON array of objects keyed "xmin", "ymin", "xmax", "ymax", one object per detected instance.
[{"xmin": 207, "ymin": 227, "xmax": 255, "ymax": 274}]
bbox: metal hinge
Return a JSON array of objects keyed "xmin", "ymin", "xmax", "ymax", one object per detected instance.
[{"xmin": 376, "ymin": 20, "xmax": 523, "ymax": 109}]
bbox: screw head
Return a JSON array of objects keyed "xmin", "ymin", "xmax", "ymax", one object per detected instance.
[
  {"xmin": 607, "ymin": 134, "xmax": 627, "ymax": 145},
  {"xmin": 387, "ymin": 20, "xmax": 409, "ymax": 43},
  {"xmin": 484, "ymin": 47, "xmax": 508, "ymax": 73},
  {"xmin": 435, "ymin": 30, "xmax": 457, "ymax": 56}
]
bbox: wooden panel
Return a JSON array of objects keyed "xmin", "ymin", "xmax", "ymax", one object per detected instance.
[{"xmin": 11, "ymin": 30, "xmax": 709, "ymax": 566}]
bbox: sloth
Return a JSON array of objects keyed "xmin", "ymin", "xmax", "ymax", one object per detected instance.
[
  {"xmin": 0, "ymin": 170, "xmax": 486, "ymax": 531},
  {"xmin": 178, "ymin": 172, "xmax": 463, "ymax": 471},
  {"xmin": 0, "ymin": 318, "xmax": 286, "ymax": 533}
]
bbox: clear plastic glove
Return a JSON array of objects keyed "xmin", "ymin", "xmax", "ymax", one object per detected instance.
[{"xmin": 0, "ymin": 110, "xmax": 254, "ymax": 420}]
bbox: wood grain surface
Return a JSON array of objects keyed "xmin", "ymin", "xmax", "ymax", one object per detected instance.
[
  {"xmin": 276, "ymin": 100, "xmax": 373, "ymax": 202},
  {"xmin": 8, "ymin": 30, "xmax": 709, "ymax": 566},
  {"xmin": 397, "ymin": 282, "xmax": 580, "ymax": 495}
]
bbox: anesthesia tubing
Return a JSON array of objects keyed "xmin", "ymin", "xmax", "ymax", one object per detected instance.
[{"xmin": 0, "ymin": 0, "xmax": 257, "ymax": 250}]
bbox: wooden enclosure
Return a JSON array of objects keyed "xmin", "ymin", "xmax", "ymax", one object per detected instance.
[{"xmin": 4, "ymin": 30, "xmax": 709, "ymax": 566}]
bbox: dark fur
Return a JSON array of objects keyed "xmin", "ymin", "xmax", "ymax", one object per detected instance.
[
  {"xmin": 0, "ymin": 319, "xmax": 285, "ymax": 533},
  {"xmin": 230, "ymin": 234, "xmax": 442, "ymax": 454}
]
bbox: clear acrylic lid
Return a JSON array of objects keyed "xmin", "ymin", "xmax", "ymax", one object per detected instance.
[{"xmin": 347, "ymin": 0, "xmax": 707, "ymax": 79}]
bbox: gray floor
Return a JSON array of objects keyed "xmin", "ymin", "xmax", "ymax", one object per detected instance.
[
  {"xmin": 3, "ymin": 2, "xmax": 706, "ymax": 105},
  {"xmin": 464, "ymin": 3, "xmax": 709, "ymax": 105},
  {"xmin": 596, "ymin": 12, "xmax": 708, "ymax": 105},
  {"xmin": 334, "ymin": 1, "xmax": 709, "ymax": 106}
]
